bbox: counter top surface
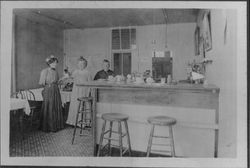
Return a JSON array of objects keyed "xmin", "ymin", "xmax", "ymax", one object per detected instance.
[{"xmin": 76, "ymin": 81, "xmax": 220, "ymax": 93}]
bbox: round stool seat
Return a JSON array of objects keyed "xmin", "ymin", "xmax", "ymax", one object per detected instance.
[
  {"xmin": 102, "ymin": 113, "xmax": 129, "ymax": 121},
  {"xmin": 77, "ymin": 97, "xmax": 93, "ymax": 102},
  {"xmin": 148, "ymin": 116, "xmax": 177, "ymax": 126}
]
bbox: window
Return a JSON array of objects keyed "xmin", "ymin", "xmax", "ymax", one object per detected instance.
[
  {"xmin": 113, "ymin": 53, "xmax": 131, "ymax": 76},
  {"xmin": 112, "ymin": 28, "xmax": 136, "ymax": 50},
  {"xmin": 111, "ymin": 28, "xmax": 136, "ymax": 76}
]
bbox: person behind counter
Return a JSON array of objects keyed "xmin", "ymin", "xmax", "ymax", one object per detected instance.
[
  {"xmin": 93, "ymin": 59, "xmax": 114, "ymax": 80},
  {"xmin": 38, "ymin": 55, "xmax": 64, "ymax": 132},
  {"xmin": 66, "ymin": 56, "xmax": 92, "ymax": 126}
]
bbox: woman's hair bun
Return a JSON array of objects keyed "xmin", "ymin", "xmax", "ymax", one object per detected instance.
[
  {"xmin": 78, "ymin": 56, "xmax": 87, "ymax": 62},
  {"xmin": 46, "ymin": 55, "xmax": 58, "ymax": 65}
]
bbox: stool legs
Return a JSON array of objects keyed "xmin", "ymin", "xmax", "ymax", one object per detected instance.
[
  {"xmin": 108, "ymin": 121, "xmax": 113, "ymax": 156},
  {"xmin": 72, "ymin": 101, "xmax": 81, "ymax": 144},
  {"xmin": 118, "ymin": 121, "xmax": 123, "ymax": 156},
  {"xmin": 98, "ymin": 119, "xmax": 131, "ymax": 157},
  {"xmin": 80, "ymin": 112, "xmax": 84, "ymax": 134},
  {"xmin": 146, "ymin": 124, "xmax": 155, "ymax": 157},
  {"xmin": 30, "ymin": 109, "xmax": 34, "ymax": 128},
  {"xmin": 88, "ymin": 101, "xmax": 92, "ymax": 127},
  {"xmin": 124, "ymin": 120, "xmax": 132, "ymax": 156},
  {"xmin": 97, "ymin": 120, "xmax": 106, "ymax": 156},
  {"xmin": 169, "ymin": 126, "xmax": 175, "ymax": 157},
  {"xmin": 72, "ymin": 99, "xmax": 93, "ymax": 145},
  {"xmin": 146, "ymin": 124, "xmax": 175, "ymax": 157}
]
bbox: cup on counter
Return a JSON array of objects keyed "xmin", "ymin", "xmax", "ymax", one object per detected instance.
[
  {"xmin": 107, "ymin": 75, "xmax": 116, "ymax": 83},
  {"xmin": 116, "ymin": 75, "xmax": 121, "ymax": 82},
  {"xmin": 108, "ymin": 75, "xmax": 114, "ymax": 81},
  {"xmin": 160, "ymin": 77, "xmax": 166, "ymax": 84}
]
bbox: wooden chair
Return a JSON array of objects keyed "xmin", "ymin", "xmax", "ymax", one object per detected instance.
[{"xmin": 19, "ymin": 89, "xmax": 42, "ymax": 129}]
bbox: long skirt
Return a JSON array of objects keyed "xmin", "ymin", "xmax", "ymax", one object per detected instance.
[
  {"xmin": 40, "ymin": 84, "xmax": 64, "ymax": 132},
  {"xmin": 66, "ymin": 84, "xmax": 90, "ymax": 126}
]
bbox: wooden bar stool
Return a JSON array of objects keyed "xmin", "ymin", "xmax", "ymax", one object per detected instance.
[
  {"xmin": 146, "ymin": 116, "xmax": 177, "ymax": 157},
  {"xmin": 72, "ymin": 96, "xmax": 93, "ymax": 144},
  {"xmin": 97, "ymin": 113, "xmax": 132, "ymax": 157}
]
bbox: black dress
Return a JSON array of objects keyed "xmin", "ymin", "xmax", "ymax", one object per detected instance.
[
  {"xmin": 93, "ymin": 69, "xmax": 114, "ymax": 80},
  {"xmin": 39, "ymin": 68, "xmax": 64, "ymax": 132}
]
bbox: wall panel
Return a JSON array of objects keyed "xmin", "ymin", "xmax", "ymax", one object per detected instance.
[{"xmin": 15, "ymin": 15, "xmax": 64, "ymax": 90}]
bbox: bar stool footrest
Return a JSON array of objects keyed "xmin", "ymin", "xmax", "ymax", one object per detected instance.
[
  {"xmin": 103, "ymin": 137, "xmax": 119, "ymax": 141},
  {"xmin": 122, "ymin": 148, "xmax": 129, "ymax": 155},
  {"xmin": 110, "ymin": 144, "xmax": 123, "ymax": 148},
  {"xmin": 77, "ymin": 121, "xmax": 91, "ymax": 125},
  {"xmin": 152, "ymin": 143, "xmax": 171, "ymax": 146},
  {"xmin": 78, "ymin": 110, "xmax": 92, "ymax": 113},
  {"xmin": 103, "ymin": 130, "xmax": 127, "ymax": 137},
  {"xmin": 151, "ymin": 149, "xmax": 172, "ymax": 153},
  {"xmin": 152, "ymin": 135, "xmax": 170, "ymax": 138}
]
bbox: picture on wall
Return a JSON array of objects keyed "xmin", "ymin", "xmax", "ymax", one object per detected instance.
[
  {"xmin": 203, "ymin": 11, "xmax": 212, "ymax": 51},
  {"xmin": 194, "ymin": 26, "xmax": 200, "ymax": 56}
]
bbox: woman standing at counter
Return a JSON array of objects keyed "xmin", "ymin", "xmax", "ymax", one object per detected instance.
[
  {"xmin": 94, "ymin": 59, "xmax": 114, "ymax": 80},
  {"xmin": 39, "ymin": 55, "xmax": 64, "ymax": 132},
  {"xmin": 66, "ymin": 56, "xmax": 92, "ymax": 126}
]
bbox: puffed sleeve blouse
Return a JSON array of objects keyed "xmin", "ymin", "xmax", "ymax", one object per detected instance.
[{"xmin": 39, "ymin": 68, "xmax": 59, "ymax": 86}]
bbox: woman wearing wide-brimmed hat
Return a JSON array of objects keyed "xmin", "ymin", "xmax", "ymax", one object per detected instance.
[{"xmin": 39, "ymin": 55, "xmax": 64, "ymax": 132}]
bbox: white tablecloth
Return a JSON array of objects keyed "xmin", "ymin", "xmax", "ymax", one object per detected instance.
[
  {"xmin": 10, "ymin": 98, "xmax": 31, "ymax": 115},
  {"xmin": 60, "ymin": 91, "xmax": 71, "ymax": 105},
  {"xmin": 30, "ymin": 88, "xmax": 71, "ymax": 105}
]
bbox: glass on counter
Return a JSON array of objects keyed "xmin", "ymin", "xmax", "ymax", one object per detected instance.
[{"xmin": 161, "ymin": 77, "xmax": 166, "ymax": 84}]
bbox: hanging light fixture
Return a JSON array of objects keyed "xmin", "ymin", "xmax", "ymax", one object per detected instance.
[
  {"xmin": 162, "ymin": 9, "xmax": 168, "ymax": 49},
  {"xmin": 152, "ymin": 9, "xmax": 157, "ymax": 58}
]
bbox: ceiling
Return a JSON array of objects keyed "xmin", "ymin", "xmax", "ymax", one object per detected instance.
[{"xmin": 14, "ymin": 9, "xmax": 199, "ymax": 29}]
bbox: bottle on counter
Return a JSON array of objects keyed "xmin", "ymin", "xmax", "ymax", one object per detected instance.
[
  {"xmin": 167, "ymin": 74, "xmax": 172, "ymax": 84},
  {"xmin": 160, "ymin": 77, "xmax": 166, "ymax": 84}
]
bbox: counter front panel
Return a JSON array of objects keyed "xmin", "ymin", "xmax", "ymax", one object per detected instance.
[{"xmin": 77, "ymin": 81, "xmax": 219, "ymax": 157}]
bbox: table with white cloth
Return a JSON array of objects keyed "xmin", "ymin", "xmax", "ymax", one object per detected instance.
[
  {"xmin": 30, "ymin": 88, "xmax": 72, "ymax": 122},
  {"xmin": 29, "ymin": 88, "xmax": 71, "ymax": 106},
  {"xmin": 60, "ymin": 91, "xmax": 71, "ymax": 105},
  {"xmin": 10, "ymin": 98, "xmax": 31, "ymax": 115},
  {"xmin": 10, "ymin": 98, "xmax": 31, "ymax": 138}
]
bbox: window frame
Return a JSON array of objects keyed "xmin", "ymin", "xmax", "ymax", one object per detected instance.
[
  {"xmin": 112, "ymin": 51, "xmax": 132, "ymax": 76},
  {"xmin": 111, "ymin": 27, "xmax": 136, "ymax": 50},
  {"xmin": 110, "ymin": 27, "xmax": 137, "ymax": 74}
]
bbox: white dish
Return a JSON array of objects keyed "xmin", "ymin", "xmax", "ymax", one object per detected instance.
[{"xmin": 152, "ymin": 83, "xmax": 165, "ymax": 87}]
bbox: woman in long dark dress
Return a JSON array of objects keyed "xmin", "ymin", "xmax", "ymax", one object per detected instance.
[{"xmin": 39, "ymin": 55, "xmax": 64, "ymax": 132}]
